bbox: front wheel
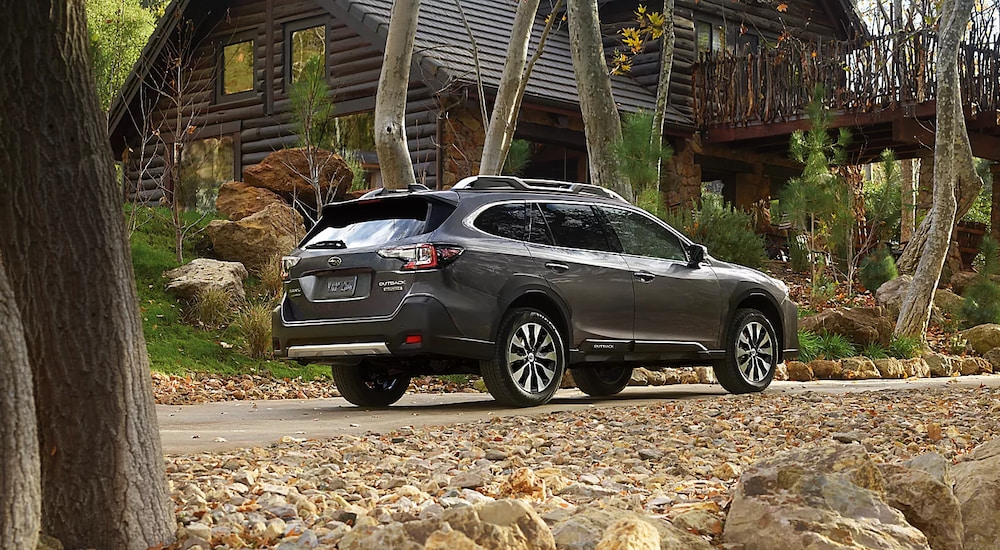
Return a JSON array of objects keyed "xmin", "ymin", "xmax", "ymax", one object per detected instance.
[
  {"xmin": 572, "ymin": 365, "xmax": 633, "ymax": 397},
  {"xmin": 713, "ymin": 309, "xmax": 778, "ymax": 394},
  {"xmin": 331, "ymin": 362, "xmax": 410, "ymax": 407},
  {"xmin": 481, "ymin": 308, "xmax": 566, "ymax": 407}
]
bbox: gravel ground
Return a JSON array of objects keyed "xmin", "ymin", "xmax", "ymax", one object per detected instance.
[{"xmin": 165, "ymin": 383, "xmax": 1000, "ymax": 549}]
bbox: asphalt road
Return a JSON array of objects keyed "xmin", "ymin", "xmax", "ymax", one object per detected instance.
[{"xmin": 158, "ymin": 375, "xmax": 1000, "ymax": 454}]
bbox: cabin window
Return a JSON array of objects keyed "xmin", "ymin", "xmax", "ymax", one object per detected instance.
[
  {"xmin": 696, "ymin": 20, "xmax": 727, "ymax": 55},
  {"xmin": 289, "ymin": 24, "xmax": 327, "ymax": 83},
  {"xmin": 221, "ymin": 39, "xmax": 255, "ymax": 95},
  {"xmin": 179, "ymin": 136, "xmax": 234, "ymax": 213}
]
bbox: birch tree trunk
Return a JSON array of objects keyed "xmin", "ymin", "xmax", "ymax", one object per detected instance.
[
  {"xmin": 480, "ymin": 0, "xmax": 540, "ymax": 176},
  {"xmin": 567, "ymin": 0, "xmax": 632, "ymax": 200},
  {"xmin": 895, "ymin": 0, "xmax": 981, "ymax": 339},
  {"xmin": 651, "ymin": 0, "xmax": 675, "ymax": 141},
  {"xmin": 0, "ymin": 251, "xmax": 40, "ymax": 550},
  {"xmin": 901, "ymin": 159, "xmax": 915, "ymax": 243},
  {"xmin": 375, "ymin": 0, "xmax": 420, "ymax": 189},
  {"xmin": 0, "ymin": 1, "xmax": 175, "ymax": 548}
]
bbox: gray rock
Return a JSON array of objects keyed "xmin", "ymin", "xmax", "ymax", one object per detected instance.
[
  {"xmin": 724, "ymin": 443, "xmax": 929, "ymax": 549},
  {"xmin": 449, "ymin": 471, "xmax": 489, "ymax": 489},
  {"xmin": 164, "ymin": 258, "xmax": 247, "ymax": 302},
  {"xmin": 923, "ymin": 352, "xmax": 956, "ymax": 377},
  {"xmin": 952, "ymin": 438, "xmax": 1000, "ymax": 549},
  {"xmin": 960, "ymin": 324, "xmax": 1000, "ymax": 355},
  {"xmin": 800, "ymin": 307, "xmax": 894, "ymax": 346},
  {"xmin": 879, "ymin": 461, "xmax": 964, "ymax": 550},
  {"xmin": 841, "ymin": 356, "xmax": 880, "ymax": 380},
  {"xmin": 549, "ymin": 508, "xmax": 711, "ymax": 550}
]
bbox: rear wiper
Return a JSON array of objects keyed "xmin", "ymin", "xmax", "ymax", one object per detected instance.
[{"xmin": 305, "ymin": 240, "xmax": 347, "ymax": 250}]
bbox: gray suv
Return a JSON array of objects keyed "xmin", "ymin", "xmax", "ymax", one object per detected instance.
[{"xmin": 273, "ymin": 176, "xmax": 798, "ymax": 407}]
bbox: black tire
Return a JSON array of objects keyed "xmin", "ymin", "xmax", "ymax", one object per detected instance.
[
  {"xmin": 713, "ymin": 308, "xmax": 778, "ymax": 394},
  {"xmin": 481, "ymin": 308, "xmax": 566, "ymax": 407},
  {"xmin": 331, "ymin": 362, "xmax": 410, "ymax": 407},
  {"xmin": 572, "ymin": 365, "xmax": 633, "ymax": 397}
]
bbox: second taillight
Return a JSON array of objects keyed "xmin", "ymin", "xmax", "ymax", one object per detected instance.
[{"xmin": 377, "ymin": 244, "xmax": 464, "ymax": 270}]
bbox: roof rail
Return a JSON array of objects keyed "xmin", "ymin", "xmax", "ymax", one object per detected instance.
[
  {"xmin": 357, "ymin": 183, "xmax": 431, "ymax": 199},
  {"xmin": 452, "ymin": 175, "xmax": 626, "ymax": 202}
]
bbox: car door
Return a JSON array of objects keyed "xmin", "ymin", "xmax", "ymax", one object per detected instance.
[
  {"xmin": 523, "ymin": 202, "xmax": 634, "ymax": 347},
  {"xmin": 598, "ymin": 205, "xmax": 722, "ymax": 351}
]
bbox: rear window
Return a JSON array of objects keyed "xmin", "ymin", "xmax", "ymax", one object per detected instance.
[{"xmin": 302, "ymin": 196, "xmax": 453, "ymax": 249}]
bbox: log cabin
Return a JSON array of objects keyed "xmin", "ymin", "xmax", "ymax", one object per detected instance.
[{"xmin": 107, "ymin": 0, "xmax": 1000, "ymax": 235}]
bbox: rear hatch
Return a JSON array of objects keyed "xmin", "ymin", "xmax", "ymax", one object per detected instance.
[{"xmin": 281, "ymin": 194, "xmax": 458, "ymax": 322}]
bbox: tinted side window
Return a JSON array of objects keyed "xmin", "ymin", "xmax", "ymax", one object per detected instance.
[
  {"xmin": 474, "ymin": 203, "xmax": 527, "ymax": 240},
  {"xmin": 537, "ymin": 203, "xmax": 613, "ymax": 252},
  {"xmin": 600, "ymin": 207, "xmax": 687, "ymax": 261},
  {"xmin": 527, "ymin": 203, "xmax": 553, "ymax": 245}
]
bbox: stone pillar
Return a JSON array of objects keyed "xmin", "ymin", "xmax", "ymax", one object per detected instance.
[{"xmin": 660, "ymin": 138, "xmax": 701, "ymax": 209}]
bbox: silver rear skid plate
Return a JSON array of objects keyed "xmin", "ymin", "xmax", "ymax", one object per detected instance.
[{"xmin": 287, "ymin": 342, "xmax": 390, "ymax": 358}]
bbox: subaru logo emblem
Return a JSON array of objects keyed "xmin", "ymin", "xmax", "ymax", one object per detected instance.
[{"xmin": 328, "ymin": 256, "xmax": 342, "ymax": 267}]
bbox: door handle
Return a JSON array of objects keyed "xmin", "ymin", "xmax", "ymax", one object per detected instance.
[
  {"xmin": 545, "ymin": 262, "xmax": 569, "ymax": 273},
  {"xmin": 634, "ymin": 271, "xmax": 655, "ymax": 282}
]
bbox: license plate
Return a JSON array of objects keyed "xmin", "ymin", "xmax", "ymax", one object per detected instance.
[{"xmin": 324, "ymin": 275, "xmax": 357, "ymax": 298}]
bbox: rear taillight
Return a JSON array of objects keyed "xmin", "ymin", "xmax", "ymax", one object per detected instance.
[
  {"xmin": 280, "ymin": 256, "xmax": 301, "ymax": 281},
  {"xmin": 377, "ymin": 244, "xmax": 464, "ymax": 270}
]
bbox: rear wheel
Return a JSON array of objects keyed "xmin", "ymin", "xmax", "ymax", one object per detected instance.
[
  {"xmin": 331, "ymin": 362, "xmax": 410, "ymax": 407},
  {"xmin": 481, "ymin": 308, "xmax": 566, "ymax": 407},
  {"xmin": 713, "ymin": 309, "xmax": 777, "ymax": 394},
  {"xmin": 572, "ymin": 365, "xmax": 633, "ymax": 397}
]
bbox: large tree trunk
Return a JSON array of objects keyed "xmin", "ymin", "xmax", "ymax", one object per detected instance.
[
  {"xmin": 375, "ymin": 0, "xmax": 420, "ymax": 189},
  {"xmin": 0, "ymin": 2, "xmax": 175, "ymax": 548},
  {"xmin": 567, "ymin": 0, "xmax": 632, "ymax": 201},
  {"xmin": 0, "ymin": 251, "xmax": 40, "ymax": 550},
  {"xmin": 901, "ymin": 158, "xmax": 915, "ymax": 243},
  {"xmin": 895, "ymin": 0, "xmax": 981, "ymax": 339},
  {"xmin": 480, "ymin": 0, "xmax": 540, "ymax": 176},
  {"xmin": 651, "ymin": 0, "xmax": 675, "ymax": 141}
]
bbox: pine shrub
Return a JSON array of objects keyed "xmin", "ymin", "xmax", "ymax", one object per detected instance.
[
  {"xmin": 859, "ymin": 246, "xmax": 898, "ymax": 292},
  {"xmin": 663, "ymin": 193, "xmax": 767, "ymax": 269},
  {"xmin": 960, "ymin": 237, "xmax": 1000, "ymax": 328}
]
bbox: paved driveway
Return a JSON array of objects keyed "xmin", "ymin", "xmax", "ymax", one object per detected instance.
[{"xmin": 159, "ymin": 375, "xmax": 1000, "ymax": 454}]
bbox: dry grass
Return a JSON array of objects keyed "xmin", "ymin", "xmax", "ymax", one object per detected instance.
[
  {"xmin": 185, "ymin": 287, "xmax": 235, "ymax": 329},
  {"xmin": 258, "ymin": 254, "xmax": 284, "ymax": 302},
  {"xmin": 235, "ymin": 299, "xmax": 273, "ymax": 359}
]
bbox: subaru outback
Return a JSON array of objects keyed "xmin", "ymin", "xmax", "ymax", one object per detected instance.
[{"xmin": 273, "ymin": 176, "xmax": 798, "ymax": 407}]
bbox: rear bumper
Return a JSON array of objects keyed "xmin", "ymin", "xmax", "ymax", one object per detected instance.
[{"xmin": 272, "ymin": 294, "xmax": 495, "ymax": 361}]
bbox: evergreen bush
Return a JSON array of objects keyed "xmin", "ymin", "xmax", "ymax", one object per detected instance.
[
  {"xmin": 663, "ymin": 193, "xmax": 767, "ymax": 269},
  {"xmin": 859, "ymin": 245, "xmax": 898, "ymax": 292},
  {"xmin": 961, "ymin": 237, "xmax": 1000, "ymax": 328},
  {"xmin": 887, "ymin": 335, "xmax": 922, "ymax": 359}
]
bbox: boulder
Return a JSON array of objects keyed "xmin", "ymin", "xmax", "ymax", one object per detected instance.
[
  {"xmin": 958, "ymin": 356, "xmax": 992, "ymax": 376},
  {"xmin": 164, "ymin": 258, "xmax": 247, "ymax": 302},
  {"xmin": 215, "ymin": 181, "xmax": 288, "ymax": 221},
  {"xmin": 549, "ymin": 508, "xmax": 711, "ymax": 550},
  {"xmin": 800, "ymin": 307, "xmax": 894, "ymax": 346},
  {"xmin": 243, "ymin": 148, "xmax": 353, "ymax": 207},
  {"xmin": 207, "ymin": 202, "xmax": 305, "ymax": 274},
  {"xmin": 596, "ymin": 517, "xmax": 659, "ymax": 550},
  {"xmin": 959, "ymin": 324, "xmax": 1000, "ymax": 355},
  {"xmin": 874, "ymin": 358, "xmax": 907, "ymax": 379},
  {"xmin": 876, "ymin": 275, "xmax": 912, "ymax": 313},
  {"xmin": 338, "ymin": 499, "xmax": 554, "ymax": 550},
  {"xmin": 841, "ymin": 356, "xmax": 880, "ymax": 380},
  {"xmin": 785, "ymin": 361, "xmax": 815, "ymax": 382},
  {"xmin": 879, "ymin": 455, "xmax": 964, "ymax": 550},
  {"xmin": 902, "ymin": 358, "xmax": 931, "ymax": 378},
  {"xmin": 923, "ymin": 352, "xmax": 956, "ymax": 377},
  {"xmin": 950, "ymin": 270, "xmax": 979, "ymax": 295},
  {"xmin": 694, "ymin": 366, "xmax": 717, "ymax": 384},
  {"xmin": 772, "ymin": 362, "xmax": 788, "ymax": 381},
  {"xmin": 810, "ymin": 359, "xmax": 842, "ymax": 380},
  {"xmin": 952, "ymin": 438, "xmax": 1000, "ymax": 549},
  {"xmin": 934, "ymin": 289, "xmax": 963, "ymax": 315},
  {"xmin": 628, "ymin": 368, "xmax": 649, "ymax": 386},
  {"xmin": 723, "ymin": 443, "xmax": 929, "ymax": 550},
  {"xmin": 985, "ymin": 348, "xmax": 1000, "ymax": 373}
]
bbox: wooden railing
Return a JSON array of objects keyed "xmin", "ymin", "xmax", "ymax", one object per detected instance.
[{"xmin": 695, "ymin": 30, "xmax": 1000, "ymax": 127}]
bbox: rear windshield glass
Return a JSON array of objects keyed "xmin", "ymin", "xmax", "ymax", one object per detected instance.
[{"xmin": 302, "ymin": 196, "xmax": 452, "ymax": 249}]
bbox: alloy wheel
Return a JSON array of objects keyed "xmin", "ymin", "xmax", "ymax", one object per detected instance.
[
  {"xmin": 735, "ymin": 320, "xmax": 775, "ymax": 383},
  {"xmin": 506, "ymin": 322, "xmax": 558, "ymax": 393}
]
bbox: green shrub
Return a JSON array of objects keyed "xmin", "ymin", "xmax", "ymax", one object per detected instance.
[
  {"xmin": 185, "ymin": 287, "xmax": 235, "ymax": 329},
  {"xmin": 887, "ymin": 335, "xmax": 922, "ymax": 359},
  {"xmin": 235, "ymin": 300, "xmax": 273, "ymax": 359},
  {"xmin": 815, "ymin": 332, "xmax": 857, "ymax": 360},
  {"xmin": 861, "ymin": 341, "xmax": 889, "ymax": 360},
  {"xmin": 502, "ymin": 139, "xmax": 532, "ymax": 176},
  {"xmin": 797, "ymin": 329, "xmax": 822, "ymax": 362},
  {"xmin": 789, "ymin": 237, "xmax": 810, "ymax": 273},
  {"xmin": 960, "ymin": 237, "xmax": 1000, "ymax": 328},
  {"xmin": 663, "ymin": 193, "xmax": 767, "ymax": 269},
  {"xmin": 859, "ymin": 245, "xmax": 898, "ymax": 292}
]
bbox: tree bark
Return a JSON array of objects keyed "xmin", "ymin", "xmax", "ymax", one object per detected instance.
[
  {"xmin": 567, "ymin": 0, "xmax": 632, "ymax": 201},
  {"xmin": 0, "ymin": 1, "xmax": 175, "ymax": 548},
  {"xmin": 480, "ymin": 0, "xmax": 540, "ymax": 176},
  {"xmin": 375, "ymin": 0, "xmax": 420, "ymax": 189},
  {"xmin": 895, "ymin": 0, "xmax": 981, "ymax": 339},
  {"xmin": 0, "ymin": 251, "xmax": 40, "ymax": 550},
  {"xmin": 651, "ymin": 0, "xmax": 675, "ymax": 142},
  {"xmin": 901, "ymin": 158, "xmax": 915, "ymax": 243}
]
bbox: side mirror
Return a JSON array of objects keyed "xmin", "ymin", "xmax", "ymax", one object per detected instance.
[{"xmin": 687, "ymin": 244, "xmax": 707, "ymax": 267}]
